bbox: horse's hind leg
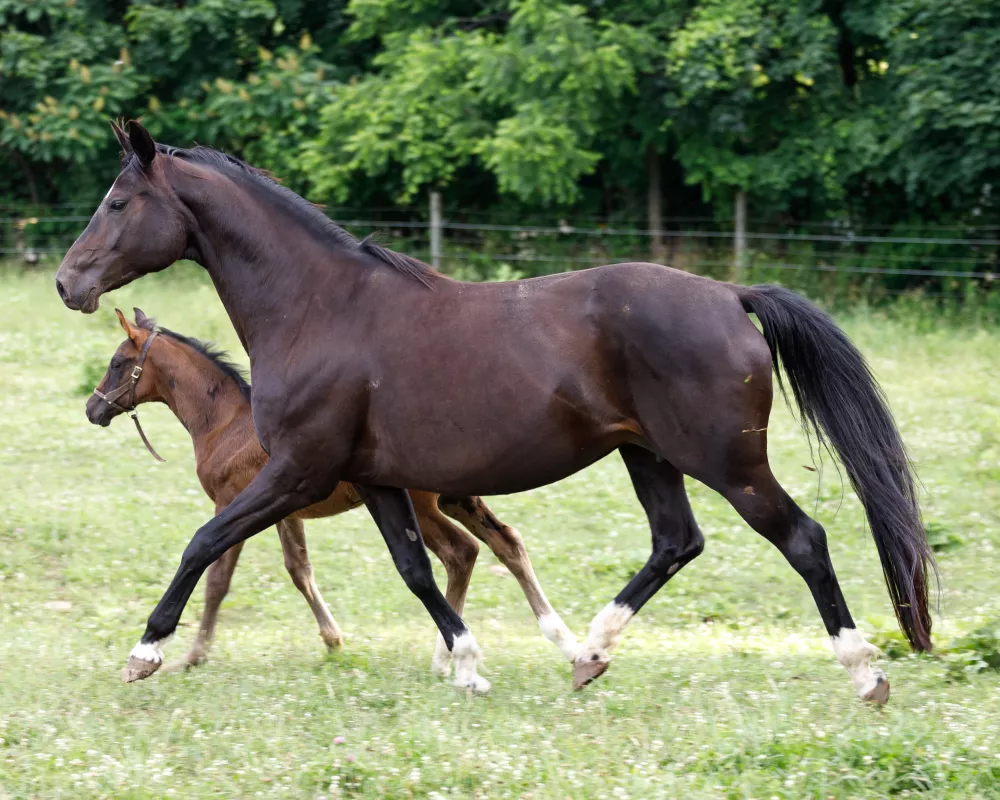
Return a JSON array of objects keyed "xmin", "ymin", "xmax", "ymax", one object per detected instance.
[
  {"xmin": 713, "ymin": 457, "xmax": 889, "ymax": 703},
  {"xmin": 439, "ymin": 495, "xmax": 579, "ymax": 663},
  {"xmin": 574, "ymin": 445, "xmax": 704, "ymax": 689},
  {"xmin": 276, "ymin": 518, "xmax": 344, "ymax": 649},
  {"xmin": 408, "ymin": 492, "xmax": 480, "ymax": 678}
]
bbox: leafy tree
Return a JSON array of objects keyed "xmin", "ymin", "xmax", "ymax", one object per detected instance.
[
  {"xmin": 305, "ymin": 0, "xmax": 654, "ymax": 207},
  {"xmin": 664, "ymin": 0, "xmax": 849, "ymax": 217},
  {"xmin": 1, "ymin": 0, "xmax": 996, "ymax": 255},
  {"xmin": 0, "ymin": 0, "xmax": 140, "ymax": 202},
  {"xmin": 878, "ymin": 0, "xmax": 1000, "ymax": 220}
]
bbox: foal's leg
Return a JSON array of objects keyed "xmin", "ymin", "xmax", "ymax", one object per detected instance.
[
  {"xmin": 439, "ymin": 495, "xmax": 580, "ymax": 663},
  {"xmin": 714, "ymin": 459, "xmax": 889, "ymax": 703},
  {"xmin": 122, "ymin": 458, "xmax": 335, "ymax": 682},
  {"xmin": 276, "ymin": 518, "xmax": 344, "ymax": 649},
  {"xmin": 356, "ymin": 485, "xmax": 490, "ymax": 694},
  {"xmin": 164, "ymin": 541, "xmax": 245, "ymax": 671},
  {"xmin": 574, "ymin": 445, "xmax": 705, "ymax": 689},
  {"xmin": 408, "ymin": 492, "xmax": 480, "ymax": 678}
]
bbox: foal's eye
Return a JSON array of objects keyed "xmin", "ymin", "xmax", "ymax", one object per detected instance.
[
  {"xmin": 108, "ymin": 199, "xmax": 128, "ymax": 212},
  {"xmin": 110, "ymin": 358, "xmax": 123, "ymax": 370}
]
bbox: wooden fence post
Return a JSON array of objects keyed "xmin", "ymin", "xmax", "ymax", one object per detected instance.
[
  {"xmin": 429, "ymin": 189, "xmax": 443, "ymax": 270},
  {"xmin": 733, "ymin": 190, "xmax": 747, "ymax": 283},
  {"xmin": 646, "ymin": 143, "xmax": 665, "ymax": 263}
]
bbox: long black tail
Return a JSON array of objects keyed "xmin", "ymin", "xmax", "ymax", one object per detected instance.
[{"xmin": 738, "ymin": 284, "xmax": 934, "ymax": 652}]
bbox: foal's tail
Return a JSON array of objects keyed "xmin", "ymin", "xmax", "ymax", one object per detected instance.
[{"xmin": 738, "ymin": 284, "xmax": 934, "ymax": 652}]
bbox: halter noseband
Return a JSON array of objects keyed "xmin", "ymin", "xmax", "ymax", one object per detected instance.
[{"xmin": 92, "ymin": 330, "xmax": 165, "ymax": 462}]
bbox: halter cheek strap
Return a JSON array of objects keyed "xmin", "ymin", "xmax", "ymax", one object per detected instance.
[{"xmin": 92, "ymin": 331, "xmax": 166, "ymax": 463}]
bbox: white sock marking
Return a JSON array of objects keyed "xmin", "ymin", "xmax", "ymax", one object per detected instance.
[
  {"xmin": 538, "ymin": 612, "xmax": 580, "ymax": 661},
  {"xmin": 431, "ymin": 634, "xmax": 452, "ymax": 677},
  {"xmin": 575, "ymin": 601, "xmax": 634, "ymax": 664},
  {"xmin": 451, "ymin": 632, "xmax": 490, "ymax": 694},
  {"xmin": 129, "ymin": 640, "xmax": 164, "ymax": 664},
  {"xmin": 831, "ymin": 627, "xmax": 885, "ymax": 698}
]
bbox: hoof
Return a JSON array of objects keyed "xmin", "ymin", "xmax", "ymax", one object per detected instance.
[
  {"xmin": 430, "ymin": 656, "xmax": 452, "ymax": 678},
  {"xmin": 862, "ymin": 676, "xmax": 890, "ymax": 705},
  {"xmin": 122, "ymin": 656, "xmax": 162, "ymax": 683},
  {"xmin": 162, "ymin": 655, "xmax": 203, "ymax": 674},
  {"xmin": 321, "ymin": 630, "xmax": 345, "ymax": 650},
  {"xmin": 573, "ymin": 657, "xmax": 610, "ymax": 690},
  {"xmin": 453, "ymin": 674, "xmax": 491, "ymax": 696},
  {"xmin": 431, "ymin": 635, "xmax": 453, "ymax": 678}
]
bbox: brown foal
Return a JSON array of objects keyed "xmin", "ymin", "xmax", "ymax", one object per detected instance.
[{"xmin": 86, "ymin": 308, "xmax": 579, "ymax": 675}]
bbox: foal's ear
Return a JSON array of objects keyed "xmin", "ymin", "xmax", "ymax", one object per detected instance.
[
  {"xmin": 127, "ymin": 120, "xmax": 156, "ymax": 168},
  {"xmin": 133, "ymin": 307, "xmax": 150, "ymax": 329},
  {"xmin": 115, "ymin": 308, "xmax": 143, "ymax": 345},
  {"xmin": 110, "ymin": 120, "xmax": 131, "ymax": 154}
]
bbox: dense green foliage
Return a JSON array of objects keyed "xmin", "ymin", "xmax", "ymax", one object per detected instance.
[{"xmin": 2, "ymin": 0, "xmax": 999, "ymax": 232}]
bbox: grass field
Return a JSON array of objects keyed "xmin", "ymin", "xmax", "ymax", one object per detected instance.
[{"xmin": 1, "ymin": 265, "xmax": 999, "ymax": 799}]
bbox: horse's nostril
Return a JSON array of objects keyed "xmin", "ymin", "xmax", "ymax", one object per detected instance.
[{"xmin": 56, "ymin": 278, "xmax": 68, "ymax": 301}]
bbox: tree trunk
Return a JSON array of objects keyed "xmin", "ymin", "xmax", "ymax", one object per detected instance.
[{"xmin": 646, "ymin": 143, "xmax": 665, "ymax": 263}]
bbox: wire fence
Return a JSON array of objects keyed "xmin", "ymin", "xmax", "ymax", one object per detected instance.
[{"xmin": 3, "ymin": 206, "xmax": 997, "ymax": 304}]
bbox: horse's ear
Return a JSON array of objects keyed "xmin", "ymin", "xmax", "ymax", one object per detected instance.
[
  {"xmin": 133, "ymin": 307, "xmax": 150, "ymax": 329},
  {"xmin": 115, "ymin": 308, "xmax": 143, "ymax": 345},
  {"xmin": 110, "ymin": 120, "xmax": 131, "ymax": 154},
  {"xmin": 127, "ymin": 120, "xmax": 156, "ymax": 168}
]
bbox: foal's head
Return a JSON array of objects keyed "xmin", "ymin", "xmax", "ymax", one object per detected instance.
[
  {"xmin": 86, "ymin": 307, "xmax": 163, "ymax": 427},
  {"xmin": 56, "ymin": 121, "xmax": 191, "ymax": 314}
]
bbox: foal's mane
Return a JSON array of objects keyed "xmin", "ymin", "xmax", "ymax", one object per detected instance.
[
  {"xmin": 136, "ymin": 314, "xmax": 251, "ymax": 402},
  {"xmin": 122, "ymin": 144, "xmax": 437, "ymax": 288}
]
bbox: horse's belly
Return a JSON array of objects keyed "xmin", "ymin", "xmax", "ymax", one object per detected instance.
[{"xmin": 348, "ymin": 415, "xmax": 640, "ymax": 496}]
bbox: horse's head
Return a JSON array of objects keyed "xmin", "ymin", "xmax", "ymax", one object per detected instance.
[
  {"xmin": 56, "ymin": 121, "xmax": 190, "ymax": 313},
  {"xmin": 86, "ymin": 307, "xmax": 163, "ymax": 427}
]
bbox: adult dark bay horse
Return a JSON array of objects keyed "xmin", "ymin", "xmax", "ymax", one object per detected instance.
[
  {"xmin": 56, "ymin": 121, "xmax": 933, "ymax": 702},
  {"xmin": 87, "ymin": 308, "xmax": 576, "ymax": 679}
]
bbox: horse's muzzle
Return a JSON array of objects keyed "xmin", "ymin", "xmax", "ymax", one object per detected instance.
[
  {"xmin": 85, "ymin": 394, "xmax": 115, "ymax": 427},
  {"xmin": 55, "ymin": 275, "xmax": 100, "ymax": 313},
  {"xmin": 55, "ymin": 254, "xmax": 104, "ymax": 313}
]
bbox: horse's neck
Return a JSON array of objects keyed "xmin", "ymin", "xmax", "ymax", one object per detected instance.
[
  {"xmin": 156, "ymin": 351, "xmax": 249, "ymax": 460},
  {"xmin": 174, "ymin": 166, "xmax": 358, "ymax": 351}
]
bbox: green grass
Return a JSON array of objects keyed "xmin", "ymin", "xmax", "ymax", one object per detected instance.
[{"xmin": 1, "ymin": 265, "xmax": 999, "ymax": 799}]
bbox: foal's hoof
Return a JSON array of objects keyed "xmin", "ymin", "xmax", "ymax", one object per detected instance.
[
  {"xmin": 431, "ymin": 655, "xmax": 453, "ymax": 678},
  {"xmin": 573, "ymin": 657, "xmax": 610, "ymax": 690},
  {"xmin": 321, "ymin": 630, "xmax": 345, "ymax": 650},
  {"xmin": 122, "ymin": 656, "xmax": 162, "ymax": 683},
  {"xmin": 162, "ymin": 653, "xmax": 205, "ymax": 674},
  {"xmin": 862, "ymin": 676, "xmax": 890, "ymax": 705},
  {"xmin": 453, "ymin": 674, "xmax": 491, "ymax": 696}
]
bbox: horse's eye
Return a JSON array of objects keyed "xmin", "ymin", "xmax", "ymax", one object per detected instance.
[
  {"xmin": 109, "ymin": 199, "xmax": 128, "ymax": 212},
  {"xmin": 111, "ymin": 358, "xmax": 123, "ymax": 370}
]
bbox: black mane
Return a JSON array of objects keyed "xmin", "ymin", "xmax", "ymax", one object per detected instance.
[
  {"xmin": 122, "ymin": 144, "xmax": 436, "ymax": 288},
  {"xmin": 136, "ymin": 314, "xmax": 251, "ymax": 402}
]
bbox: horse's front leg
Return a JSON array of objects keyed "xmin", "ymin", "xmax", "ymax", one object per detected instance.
[
  {"xmin": 123, "ymin": 457, "xmax": 334, "ymax": 682},
  {"xmin": 356, "ymin": 485, "xmax": 491, "ymax": 695}
]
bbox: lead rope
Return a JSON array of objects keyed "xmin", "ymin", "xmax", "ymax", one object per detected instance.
[
  {"xmin": 130, "ymin": 410, "xmax": 165, "ymax": 462},
  {"xmin": 127, "ymin": 330, "xmax": 165, "ymax": 463}
]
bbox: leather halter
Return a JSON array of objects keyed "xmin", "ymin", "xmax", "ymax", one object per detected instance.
[{"xmin": 92, "ymin": 330, "xmax": 165, "ymax": 462}]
